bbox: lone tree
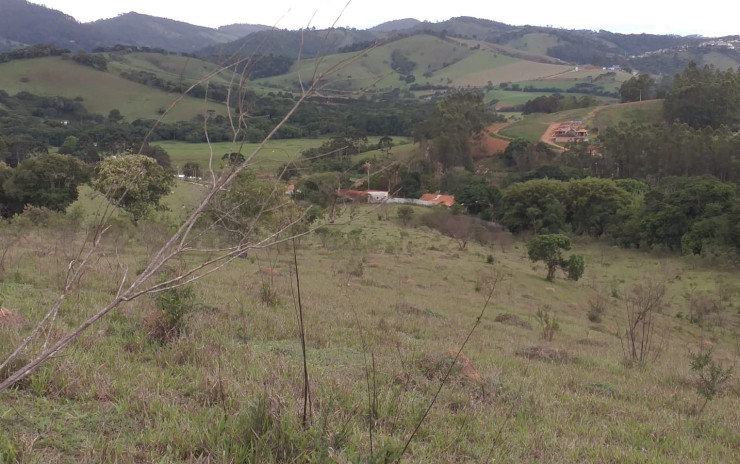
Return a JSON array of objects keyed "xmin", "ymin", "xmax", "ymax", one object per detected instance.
[
  {"xmin": 527, "ymin": 234, "xmax": 585, "ymax": 281},
  {"xmin": 92, "ymin": 154, "xmax": 174, "ymax": 225}
]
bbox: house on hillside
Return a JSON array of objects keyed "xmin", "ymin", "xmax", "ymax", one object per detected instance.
[
  {"xmin": 419, "ymin": 193, "xmax": 455, "ymax": 207},
  {"xmin": 552, "ymin": 121, "xmax": 589, "ymax": 143}
]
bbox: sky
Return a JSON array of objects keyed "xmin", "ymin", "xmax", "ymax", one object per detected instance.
[{"xmin": 35, "ymin": 0, "xmax": 739, "ymax": 37}]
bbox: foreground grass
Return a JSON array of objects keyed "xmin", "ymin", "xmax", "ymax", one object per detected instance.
[{"xmin": 1, "ymin": 203, "xmax": 738, "ymax": 462}]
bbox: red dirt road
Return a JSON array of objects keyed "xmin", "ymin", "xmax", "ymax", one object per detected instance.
[{"xmin": 472, "ymin": 123, "xmax": 512, "ymax": 158}]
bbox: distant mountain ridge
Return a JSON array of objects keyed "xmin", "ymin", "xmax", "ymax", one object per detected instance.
[
  {"xmin": 1, "ymin": 0, "xmax": 738, "ymax": 75},
  {"xmin": 87, "ymin": 13, "xmax": 240, "ymax": 52}
]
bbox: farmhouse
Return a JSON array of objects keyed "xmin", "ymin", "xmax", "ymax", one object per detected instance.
[
  {"xmin": 552, "ymin": 121, "xmax": 589, "ymax": 143},
  {"xmin": 419, "ymin": 193, "xmax": 455, "ymax": 207}
]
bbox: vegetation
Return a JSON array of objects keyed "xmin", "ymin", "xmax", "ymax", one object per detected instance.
[
  {"xmin": 619, "ymin": 73, "xmax": 655, "ymax": 102},
  {"xmin": 663, "ymin": 62, "xmax": 740, "ymax": 130},
  {"xmin": 415, "ymin": 91, "xmax": 505, "ymax": 170},
  {"xmin": 526, "ymin": 234, "xmax": 585, "ymax": 281},
  {"xmin": 2, "ymin": 31, "xmax": 740, "ymax": 463},
  {"xmin": 91, "ymin": 154, "xmax": 174, "ymax": 224},
  {"xmin": 0, "ymin": 154, "xmax": 89, "ymax": 217}
]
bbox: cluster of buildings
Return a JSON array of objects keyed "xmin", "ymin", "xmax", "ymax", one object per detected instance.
[
  {"xmin": 335, "ymin": 190, "xmax": 456, "ymax": 207},
  {"xmin": 551, "ymin": 121, "xmax": 589, "ymax": 143}
]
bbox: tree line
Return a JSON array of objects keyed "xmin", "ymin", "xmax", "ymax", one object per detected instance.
[
  {"xmin": 0, "ymin": 90, "xmax": 433, "ymax": 162},
  {"xmin": 496, "ymin": 176, "xmax": 740, "ymax": 255}
]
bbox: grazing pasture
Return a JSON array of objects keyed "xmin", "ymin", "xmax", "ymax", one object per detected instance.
[{"xmin": 1, "ymin": 198, "xmax": 738, "ymax": 462}]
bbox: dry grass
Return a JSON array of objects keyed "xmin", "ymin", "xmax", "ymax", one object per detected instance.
[{"xmin": 0, "ymin": 204, "xmax": 739, "ymax": 462}]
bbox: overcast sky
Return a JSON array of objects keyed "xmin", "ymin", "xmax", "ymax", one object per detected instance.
[{"xmin": 35, "ymin": 0, "xmax": 739, "ymax": 37}]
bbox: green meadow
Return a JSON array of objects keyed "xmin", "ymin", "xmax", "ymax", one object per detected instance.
[
  {"xmin": 156, "ymin": 137, "xmax": 415, "ymax": 174},
  {"xmin": 499, "ymin": 107, "xmax": 602, "ymax": 142},
  {"xmin": 0, "ymin": 57, "xmax": 226, "ymax": 121},
  {"xmin": 586, "ymin": 99, "xmax": 665, "ymax": 134}
]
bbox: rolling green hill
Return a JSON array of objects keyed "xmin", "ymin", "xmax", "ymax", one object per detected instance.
[
  {"xmin": 585, "ymin": 99, "xmax": 664, "ymax": 133},
  {"xmin": 106, "ymin": 52, "xmax": 237, "ymax": 88},
  {"xmin": 0, "ymin": 56, "xmax": 229, "ymax": 121},
  {"xmin": 254, "ymin": 34, "xmax": 590, "ymax": 96}
]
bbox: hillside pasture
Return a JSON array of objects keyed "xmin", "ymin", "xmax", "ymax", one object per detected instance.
[
  {"xmin": 454, "ymin": 60, "xmax": 574, "ymax": 88},
  {"xmin": 506, "ymin": 32, "xmax": 562, "ymax": 57},
  {"xmin": 256, "ymin": 34, "xmax": 580, "ymax": 94},
  {"xmin": 256, "ymin": 34, "xmax": 477, "ymax": 93},
  {"xmin": 0, "ymin": 57, "xmax": 225, "ymax": 120},
  {"xmin": 157, "ymin": 137, "xmax": 415, "ymax": 174},
  {"xmin": 106, "ymin": 52, "xmax": 237, "ymax": 88},
  {"xmin": 499, "ymin": 107, "xmax": 595, "ymax": 142},
  {"xmin": 429, "ymin": 50, "xmax": 517, "ymax": 84},
  {"xmin": 1, "ymin": 201, "xmax": 739, "ymax": 462},
  {"xmin": 585, "ymin": 99, "xmax": 664, "ymax": 134}
]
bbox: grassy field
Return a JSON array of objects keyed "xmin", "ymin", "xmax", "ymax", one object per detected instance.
[
  {"xmin": 1, "ymin": 194, "xmax": 739, "ymax": 462},
  {"xmin": 586, "ymin": 99, "xmax": 665, "ymax": 134},
  {"xmin": 498, "ymin": 107, "xmax": 595, "ymax": 142},
  {"xmin": 0, "ymin": 57, "xmax": 227, "ymax": 121},
  {"xmin": 256, "ymin": 34, "xmax": 579, "ymax": 94},
  {"xmin": 487, "ymin": 89, "xmax": 618, "ymax": 109},
  {"xmin": 506, "ymin": 33, "xmax": 561, "ymax": 57},
  {"xmin": 156, "ymin": 137, "xmax": 415, "ymax": 175},
  {"xmin": 106, "ymin": 52, "xmax": 236, "ymax": 88},
  {"xmin": 256, "ymin": 34, "xmax": 480, "ymax": 93},
  {"xmin": 453, "ymin": 60, "xmax": 573, "ymax": 88}
]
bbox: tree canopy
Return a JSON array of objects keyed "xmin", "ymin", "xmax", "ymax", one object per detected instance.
[
  {"xmin": 527, "ymin": 234, "xmax": 585, "ymax": 281},
  {"xmin": 92, "ymin": 154, "xmax": 174, "ymax": 224},
  {"xmin": 663, "ymin": 62, "xmax": 740, "ymax": 130},
  {"xmin": 415, "ymin": 91, "xmax": 502, "ymax": 171},
  {"xmin": 1, "ymin": 154, "xmax": 89, "ymax": 216}
]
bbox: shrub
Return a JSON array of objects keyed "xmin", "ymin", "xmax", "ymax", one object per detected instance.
[
  {"xmin": 260, "ymin": 282, "xmax": 280, "ymax": 307},
  {"xmin": 587, "ymin": 289, "xmax": 609, "ymax": 323},
  {"xmin": 535, "ymin": 305, "xmax": 559, "ymax": 341},
  {"xmin": 620, "ymin": 279, "xmax": 665, "ymax": 364},
  {"xmin": 145, "ymin": 271, "xmax": 196, "ymax": 343},
  {"xmin": 689, "ymin": 347, "xmax": 733, "ymax": 417},
  {"xmin": 397, "ymin": 205, "xmax": 414, "ymax": 225}
]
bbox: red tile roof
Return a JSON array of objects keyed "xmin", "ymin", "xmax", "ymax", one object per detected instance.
[{"xmin": 419, "ymin": 193, "xmax": 455, "ymax": 207}]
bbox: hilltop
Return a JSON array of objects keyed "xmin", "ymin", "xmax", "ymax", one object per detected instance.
[{"xmin": 1, "ymin": 1, "xmax": 739, "ymax": 76}]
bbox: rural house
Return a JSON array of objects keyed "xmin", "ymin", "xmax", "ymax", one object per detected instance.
[{"xmin": 552, "ymin": 121, "xmax": 589, "ymax": 143}]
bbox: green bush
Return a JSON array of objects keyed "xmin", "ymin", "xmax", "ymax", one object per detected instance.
[{"xmin": 145, "ymin": 270, "xmax": 196, "ymax": 343}]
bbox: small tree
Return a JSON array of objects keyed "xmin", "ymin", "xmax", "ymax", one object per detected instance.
[
  {"xmin": 92, "ymin": 154, "xmax": 174, "ymax": 225},
  {"xmin": 378, "ymin": 136, "xmax": 393, "ymax": 158},
  {"xmin": 689, "ymin": 347, "xmax": 733, "ymax": 418},
  {"xmin": 620, "ymin": 279, "xmax": 665, "ymax": 364},
  {"xmin": 397, "ymin": 205, "xmax": 413, "ymax": 225},
  {"xmin": 2, "ymin": 154, "xmax": 89, "ymax": 215},
  {"xmin": 182, "ymin": 161, "xmax": 200, "ymax": 178},
  {"xmin": 535, "ymin": 305, "xmax": 560, "ymax": 341},
  {"xmin": 527, "ymin": 234, "xmax": 585, "ymax": 281}
]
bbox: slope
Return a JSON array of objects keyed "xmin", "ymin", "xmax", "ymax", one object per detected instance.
[
  {"xmin": 254, "ymin": 34, "xmax": 577, "ymax": 94},
  {"xmin": 88, "ymin": 13, "xmax": 239, "ymax": 53},
  {"xmin": 0, "ymin": 56, "xmax": 225, "ymax": 120}
]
